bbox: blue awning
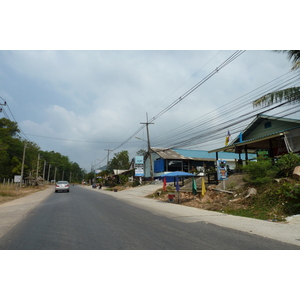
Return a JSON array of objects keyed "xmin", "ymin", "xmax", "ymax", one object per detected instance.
[{"xmin": 159, "ymin": 171, "xmax": 195, "ymax": 177}]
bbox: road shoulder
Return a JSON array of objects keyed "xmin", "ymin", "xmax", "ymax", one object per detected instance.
[{"xmin": 0, "ymin": 187, "xmax": 53, "ymax": 238}]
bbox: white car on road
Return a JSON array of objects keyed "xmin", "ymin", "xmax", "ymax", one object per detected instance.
[{"xmin": 55, "ymin": 181, "xmax": 70, "ymax": 193}]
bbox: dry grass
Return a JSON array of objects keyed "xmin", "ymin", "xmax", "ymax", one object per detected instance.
[{"xmin": 0, "ymin": 184, "xmax": 48, "ymax": 205}]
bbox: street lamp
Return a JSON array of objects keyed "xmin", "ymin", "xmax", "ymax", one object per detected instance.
[{"xmin": 135, "ymin": 136, "xmax": 147, "ymax": 142}]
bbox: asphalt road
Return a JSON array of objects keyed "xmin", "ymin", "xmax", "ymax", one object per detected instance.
[{"xmin": 1, "ymin": 186, "xmax": 299, "ymax": 250}]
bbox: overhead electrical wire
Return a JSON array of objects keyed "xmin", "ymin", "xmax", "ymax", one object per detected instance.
[
  {"xmin": 151, "ymin": 71, "xmax": 300, "ymax": 149},
  {"xmin": 112, "ymin": 50, "xmax": 246, "ymax": 153},
  {"xmin": 166, "ymin": 102, "xmax": 290, "ymax": 150},
  {"xmin": 0, "ymin": 95, "xmax": 31, "ymax": 142},
  {"xmin": 24, "ymin": 133, "xmax": 139, "ymax": 144},
  {"xmin": 148, "ymin": 51, "xmax": 246, "ymax": 123},
  {"xmin": 197, "ymin": 105, "xmax": 300, "ymax": 150},
  {"xmin": 152, "ymin": 71, "xmax": 300, "ymax": 145}
]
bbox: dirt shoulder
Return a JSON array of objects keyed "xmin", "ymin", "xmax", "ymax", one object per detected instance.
[{"xmin": 0, "ymin": 185, "xmax": 49, "ymax": 205}]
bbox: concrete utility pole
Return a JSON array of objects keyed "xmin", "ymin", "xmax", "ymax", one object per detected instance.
[
  {"xmin": 36, "ymin": 153, "xmax": 40, "ymax": 179},
  {"xmin": 54, "ymin": 167, "xmax": 57, "ymax": 183},
  {"xmin": 140, "ymin": 113, "xmax": 154, "ymax": 180},
  {"xmin": 47, "ymin": 164, "xmax": 51, "ymax": 183},
  {"xmin": 104, "ymin": 149, "xmax": 113, "ymax": 170},
  {"xmin": 43, "ymin": 160, "xmax": 46, "ymax": 184},
  {"xmin": 20, "ymin": 141, "xmax": 27, "ymax": 187}
]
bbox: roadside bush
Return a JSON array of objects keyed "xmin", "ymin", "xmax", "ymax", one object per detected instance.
[
  {"xmin": 261, "ymin": 182, "xmax": 300, "ymax": 215},
  {"xmin": 119, "ymin": 174, "xmax": 128, "ymax": 185},
  {"xmin": 275, "ymin": 152, "xmax": 300, "ymax": 177},
  {"xmin": 242, "ymin": 158, "xmax": 278, "ymax": 186},
  {"xmin": 132, "ymin": 180, "xmax": 140, "ymax": 187}
]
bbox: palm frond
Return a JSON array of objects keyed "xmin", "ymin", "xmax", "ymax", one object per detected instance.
[
  {"xmin": 253, "ymin": 87, "xmax": 300, "ymax": 108},
  {"xmin": 273, "ymin": 50, "xmax": 300, "ymax": 70},
  {"xmin": 291, "ymin": 61, "xmax": 300, "ymax": 70}
]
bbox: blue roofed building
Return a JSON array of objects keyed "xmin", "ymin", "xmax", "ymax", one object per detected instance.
[{"xmin": 143, "ymin": 147, "xmax": 256, "ymax": 178}]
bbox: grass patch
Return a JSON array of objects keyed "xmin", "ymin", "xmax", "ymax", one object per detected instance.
[{"xmin": 0, "ymin": 184, "xmax": 48, "ymax": 205}]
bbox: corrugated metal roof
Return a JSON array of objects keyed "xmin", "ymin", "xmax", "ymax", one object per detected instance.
[
  {"xmin": 151, "ymin": 148, "xmax": 186, "ymax": 160},
  {"xmin": 151, "ymin": 148, "xmax": 255, "ymax": 160},
  {"xmin": 173, "ymin": 149, "xmax": 255, "ymax": 160}
]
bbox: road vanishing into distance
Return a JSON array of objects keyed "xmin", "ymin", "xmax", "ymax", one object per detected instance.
[{"xmin": 1, "ymin": 185, "xmax": 299, "ymax": 250}]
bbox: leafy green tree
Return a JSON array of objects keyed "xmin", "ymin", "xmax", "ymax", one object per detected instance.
[
  {"xmin": 0, "ymin": 118, "xmax": 20, "ymax": 139},
  {"xmin": 11, "ymin": 156, "xmax": 22, "ymax": 174},
  {"xmin": 108, "ymin": 150, "xmax": 130, "ymax": 172},
  {"xmin": 39, "ymin": 150, "xmax": 83, "ymax": 183},
  {"xmin": 136, "ymin": 149, "xmax": 146, "ymax": 156},
  {"xmin": 0, "ymin": 118, "xmax": 23, "ymax": 177},
  {"xmin": 0, "ymin": 117, "xmax": 84, "ymax": 182}
]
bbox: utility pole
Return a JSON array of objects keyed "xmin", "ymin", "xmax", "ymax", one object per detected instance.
[
  {"xmin": 0, "ymin": 100, "xmax": 7, "ymax": 113},
  {"xmin": 36, "ymin": 153, "xmax": 40, "ymax": 179},
  {"xmin": 140, "ymin": 113, "xmax": 154, "ymax": 180},
  {"xmin": 104, "ymin": 149, "xmax": 113, "ymax": 170},
  {"xmin": 47, "ymin": 164, "xmax": 51, "ymax": 183},
  {"xmin": 20, "ymin": 141, "xmax": 27, "ymax": 187},
  {"xmin": 43, "ymin": 160, "xmax": 46, "ymax": 184},
  {"xmin": 54, "ymin": 167, "xmax": 57, "ymax": 183}
]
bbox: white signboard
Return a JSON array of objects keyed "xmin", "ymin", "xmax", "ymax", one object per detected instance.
[
  {"xmin": 14, "ymin": 175, "xmax": 21, "ymax": 183},
  {"xmin": 135, "ymin": 156, "xmax": 144, "ymax": 176}
]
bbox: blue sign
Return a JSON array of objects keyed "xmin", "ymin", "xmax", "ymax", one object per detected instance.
[
  {"xmin": 217, "ymin": 159, "xmax": 228, "ymax": 181},
  {"xmin": 135, "ymin": 156, "xmax": 144, "ymax": 165},
  {"xmin": 135, "ymin": 156, "xmax": 144, "ymax": 176}
]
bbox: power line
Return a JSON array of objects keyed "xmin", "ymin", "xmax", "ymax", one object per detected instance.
[
  {"xmin": 111, "ymin": 50, "xmax": 246, "ymax": 153},
  {"xmin": 148, "ymin": 51, "xmax": 246, "ymax": 123},
  {"xmin": 24, "ymin": 133, "xmax": 138, "ymax": 144},
  {"xmin": 151, "ymin": 71, "xmax": 300, "ymax": 149},
  {"xmin": 0, "ymin": 95, "xmax": 31, "ymax": 141}
]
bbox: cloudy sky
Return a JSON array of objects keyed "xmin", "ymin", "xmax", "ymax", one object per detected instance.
[
  {"xmin": 1, "ymin": 50, "xmax": 299, "ymax": 171},
  {"xmin": 1, "ymin": 1, "xmax": 299, "ymax": 172}
]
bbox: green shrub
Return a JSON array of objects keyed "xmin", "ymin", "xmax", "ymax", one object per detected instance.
[
  {"xmin": 132, "ymin": 180, "xmax": 140, "ymax": 187},
  {"xmin": 119, "ymin": 174, "xmax": 128, "ymax": 185},
  {"xmin": 261, "ymin": 182, "xmax": 300, "ymax": 215},
  {"xmin": 275, "ymin": 152, "xmax": 300, "ymax": 177},
  {"xmin": 242, "ymin": 158, "xmax": 278, "ymax": 186}
]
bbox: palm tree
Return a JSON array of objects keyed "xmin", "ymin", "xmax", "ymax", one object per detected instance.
[
  {"xmin": 275, "ymin": 50, "xmax": 300, "ymax": 70},
  {"xmin": 253, "ymin": 50, "xmax": 300, "ymax": 108}
]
